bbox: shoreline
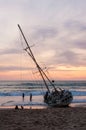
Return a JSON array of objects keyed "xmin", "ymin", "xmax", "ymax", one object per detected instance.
[
  {"xmin": 0, "ymin": 102, "xmax": 86, "ymax": 110},
  {"xmin": 0, "ymin": 107, "xmax": 86, "ymax": 130},
  {"xmin": 0, "ymin": 105, "xmax": 47, "ymax": 110}
]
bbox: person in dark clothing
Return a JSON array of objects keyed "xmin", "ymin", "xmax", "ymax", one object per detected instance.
[
  {"xmin": 22, "ymin": 93, "xmax": 25, "ymax": 101},
  {"xmin": 30, "ymin": 93, "xmax": 32, "ymax": 102},
  {"xmin": 44, "ymin": 91, "xmax": 48, "ymax": 100},
  {"xmin": 21, "ymin": 105, "xmax": 24, "ymax": 109},
  {"xmin": 15, "ymin": 105, "xmax": 19, "ymax": 109}
]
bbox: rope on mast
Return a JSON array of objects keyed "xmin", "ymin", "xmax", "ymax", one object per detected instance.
[{"xmin": 18, "ymin": 24, "xmax": 57, "ymax": 93}]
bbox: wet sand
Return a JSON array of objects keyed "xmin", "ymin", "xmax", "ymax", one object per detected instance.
[{"xmin": 0, "ymin": 107, "xmax": 86, "ymax": 130}]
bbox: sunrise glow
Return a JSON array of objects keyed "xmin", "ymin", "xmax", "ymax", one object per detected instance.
[{"xmin": 0, "ymin": 0, "xmax": 86, "ymax": 80}]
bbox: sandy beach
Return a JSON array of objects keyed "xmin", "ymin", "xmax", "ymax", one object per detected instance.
[{"xmin": 0, "ymin": 107, "xmax": 86, "ymax": 130}]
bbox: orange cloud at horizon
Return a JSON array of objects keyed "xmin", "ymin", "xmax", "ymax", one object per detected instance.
[
  {"xmin": 0, "ymin": 69, "xmax": 86, "ymax": 81},
  {"xmin": 49, "ymin": 70, "xmax": 86, "ymax": 80}
]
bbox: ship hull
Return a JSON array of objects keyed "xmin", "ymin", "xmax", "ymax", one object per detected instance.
[{"xmin": 44, "ymin": 90, "xmax": 73, "ymax": 107}]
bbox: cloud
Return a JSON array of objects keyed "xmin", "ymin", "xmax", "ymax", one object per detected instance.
[
  {"xmin": 60, "ymin": 50, "xmax": 76, "ymax": 60},
  {"xmin": 33, "ymin": 26, "xmax": 58, "ymax": 41},
  {"xmin": 72, "ymin": 40, "xmax": 86, "ymax": 49},
  {"xmin": 0, "ymin": 48, "xmax": 20, "ymax": 55},
  {"xmin": 0, "ymin": 65, "xmax": 35, "ymax": 71},
  {"xmin": 64, "ymin": 20, "xmax": 86, "ymax": 32},
  {"xmin": 0, "ymin": 0, "xmax": 86, "ymax": 79},
  {"xmin": 53, "ymin": 50, "xmax": 86, "ymax": 67}
]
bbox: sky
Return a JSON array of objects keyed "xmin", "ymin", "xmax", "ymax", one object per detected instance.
[{"xmin": 0, "ymin": 0, "xmax": 86, "ymax": 80}]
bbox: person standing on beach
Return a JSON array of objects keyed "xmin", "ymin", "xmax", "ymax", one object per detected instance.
[
  {"xmin": 22, "ymin": 93, "xmax": 25, "ymax": 101},
  {"xmin": 15, "ymin": 105, "xmax": 19, "ymax": 109},
  {"xmin": 30, "ymin": 93, "xmax": 32, "ymax": 102}
]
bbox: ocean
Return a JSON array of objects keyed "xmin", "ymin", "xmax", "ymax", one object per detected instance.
[{"xmin": 0, "ymin": 80, "xmax": 86, "ymax": 109}]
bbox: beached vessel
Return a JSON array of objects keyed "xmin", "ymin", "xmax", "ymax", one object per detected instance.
[{"xmin": 18, "ymin": 24, "xmax": 73, "ymax": 107}]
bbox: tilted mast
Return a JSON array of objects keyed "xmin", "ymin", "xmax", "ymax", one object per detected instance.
[{"xmin": 18, "ymin": 24, "xmax": 57, "ymax": 93}]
